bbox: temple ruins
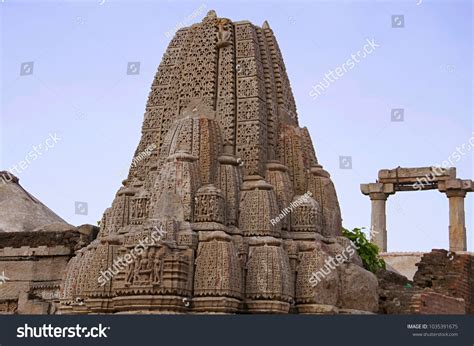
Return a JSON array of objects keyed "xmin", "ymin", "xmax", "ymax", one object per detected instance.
[
  {"xmin": 56, "ymin": 10, "xmax": 380, "ymax": 314},
  {"xmin": 361, "ymin": 166, "xmax": 473, "ymax": 252},
  {"xmin": 0, "ymin": 11, "xmax": 472, "ymax": 315}
]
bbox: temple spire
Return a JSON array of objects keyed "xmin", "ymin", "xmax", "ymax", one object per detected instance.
[{"xmin": 204, "ymin": 9, "xmax": 217, "ymax": 21}]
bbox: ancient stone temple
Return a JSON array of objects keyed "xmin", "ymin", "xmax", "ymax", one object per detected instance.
[
  {"xmin": 0, "ymin": 172, "xmax": 97, "ymax": 314},
  {"xmin": 58, "ymin": 10, "xmax": 379, "ymax": 314}
]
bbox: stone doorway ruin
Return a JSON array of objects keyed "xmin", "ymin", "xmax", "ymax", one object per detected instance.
[{"xmin": 361, "ymin": 167, "xmax": 473, "ymax": 252}]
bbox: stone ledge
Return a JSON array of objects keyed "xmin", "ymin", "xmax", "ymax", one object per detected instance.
[
  {"xmin": 0, "ymin": 225, "xmax": 98, "ymax": 250},
  {"xmin": 0, "ymin": 245, "xmax": 72, "ymax": 257},
  {"xmin": 381, "ymin": 252, "xmax": 426, "ymax": 257}
]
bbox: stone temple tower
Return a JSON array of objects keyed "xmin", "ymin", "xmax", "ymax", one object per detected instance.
[{"xmin": 59, "ymin": 11, "xmax": 378, "ymax": 314}]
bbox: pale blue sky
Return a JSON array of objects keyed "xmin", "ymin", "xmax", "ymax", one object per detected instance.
[{"xmin": 1, "ymin": 0, "xmax": 472, "ymax": 251}]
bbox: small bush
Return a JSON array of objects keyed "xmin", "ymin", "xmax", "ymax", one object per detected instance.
[{"xmin": 342, "ymin": 227, "xmax": 386, "ymax": 273}]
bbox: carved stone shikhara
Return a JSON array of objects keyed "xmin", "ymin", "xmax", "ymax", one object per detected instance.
[{"xmin": 58, "ymin": 11, "xmax": 378, "ymax": 314}]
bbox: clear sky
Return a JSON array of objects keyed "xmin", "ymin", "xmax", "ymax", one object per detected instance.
[{"xmin": 1, "ymin": 0, "xmax": 472, "ymax": 252}]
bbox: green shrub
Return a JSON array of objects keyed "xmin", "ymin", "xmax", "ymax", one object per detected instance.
[{"xmin": 342, "ymin": 227, "xmax": 385, "ymax": 273}]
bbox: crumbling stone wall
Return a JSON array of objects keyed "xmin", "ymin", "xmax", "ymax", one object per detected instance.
[
  {"xmin": 0, "ymin": 225, "xmax": 97, "ymax": 251},
  {"xmin": 413, "ymin": 249, "xmax": 473, "ymax": 314},
  {"xmin": 409, "ymin": 290, "xmax": 465, "ymax": 314},
  {"xmin": 378, "ymin": 249, "xmax": 473, "ymax": 314},
  {"xmin": 378, "ymin": 269, "xmax": 414, "ymax": 314},
  {"xmin": 0, "ymin": 225, "xmax": 98, "ymax": 314}
]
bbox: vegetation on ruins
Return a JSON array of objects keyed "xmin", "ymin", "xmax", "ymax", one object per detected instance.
[{"xmin": 342, "ymin": 227, "xmax": 386, "ymax": 273}]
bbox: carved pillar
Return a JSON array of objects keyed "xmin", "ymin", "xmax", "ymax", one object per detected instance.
[
  {"xmin": 361, "ymin": 183, "xmax": 394, "ymax": 252},
  {"xmin": 439, "ymin": 179, "xmax": 473, "ymax": 251},
  {"xmin": 369, "ymin": 192, "xmax": 389, "ymax": 252},
  {"xmin": 446, "ymin": 189, "xmax": 467, "ymax": 252}
]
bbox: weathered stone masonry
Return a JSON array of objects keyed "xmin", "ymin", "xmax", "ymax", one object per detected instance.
[{"xmin": 57, "ymin": 11, "xmax": 378, "ymax": 315}]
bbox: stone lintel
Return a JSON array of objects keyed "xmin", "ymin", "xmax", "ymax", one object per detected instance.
[
  {"xmin": 360, "ymin": 183, "xmax": 394, "ymax": 196},
  {"xmin": 438, "ymin": 179, "xmax": 473, "ymax": 194},
  {"xmin": 464, "ymin": 180, "xmax": 474, "ymax": 191},
  {"xmin": 378, "ymin": 166, "xmax": 456, "ymax": 184}
]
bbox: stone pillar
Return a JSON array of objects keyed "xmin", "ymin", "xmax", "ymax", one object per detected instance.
[
  {"xmin": 361, "ymin": 183, "xmax": 394, "ymax": 252},
  {"xmin": 439, "ymin": 179, "xmax": 472, "ymax": 252},
  {"xmin": 446, "ymin": 189, "xmax": 467, "ymax": 252},
  {"xmin": 369, "ymin": 192, "xmax": 389, "ymax": 252}
]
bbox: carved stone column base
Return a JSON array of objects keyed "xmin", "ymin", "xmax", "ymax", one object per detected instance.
[
  {"xmin": 245, "ymin": 300, "xmax": 290, "ymax": 314},
  {"xmin": 113, "ymin": 295, "xmax": 190, "ymax": 314},
  {"xmin": 338, "ymin": 308, "xmax": 376, "ymax": 315},
  {"xmin": 62, "ymin": 306, "xmax": 91, "ymax": 315},
  {"xmin": 87, "ymin": 297, "xmax": 115, "ymax": 314},
  {"xmin": 296, "ymin": 303, "xmax": 338, "ymax": 314},
  {"xmin": 57, "ymin": 299, "xmax": 74, "ymax": 315},
  {"xmin": 191, "ymin": 297, "xmax": 241, "ymax": 313}
]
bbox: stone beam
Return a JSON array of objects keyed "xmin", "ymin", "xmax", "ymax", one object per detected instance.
[
  {"xmin": 378, "ymin": 167, "xmax": 456, "ymax": 185},
  {"xmin": 438, "ymin": 178, "xmax": 473, "ymax": 192}
]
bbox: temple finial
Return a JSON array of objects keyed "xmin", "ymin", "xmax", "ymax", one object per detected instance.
[
  {"xmin": 205, "ymin": 10, "xmax": 217, "ymax": 20},
  {"xmin": 262, "ymin": 20, "xmax": 270, "ymax": 29}
]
